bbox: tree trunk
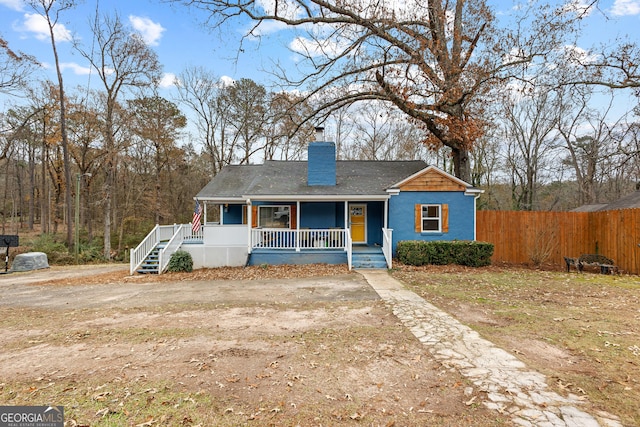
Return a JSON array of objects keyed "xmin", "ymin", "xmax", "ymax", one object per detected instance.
[
  {"xmin": 451, "ymin": 146, "xmax": 471, "ymax": 184},
  {"xmin": 103, "ymin": 178, "xmax": 112, "ymax": 260},
  {"xmin": 28, "ymin": 141, "xmax": 35, "ymax": 230},
  {"xmin": 45, "ymin": 8, "xmax": 73, "ymax": 250},
  {"xmin": 41, "ymin": 141, "xmax": 48, "ymax": 234}
]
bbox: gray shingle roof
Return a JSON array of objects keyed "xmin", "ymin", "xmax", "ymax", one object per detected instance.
[
  {"xmin": 196, "ymin": 160, "xmax": 429, "ymax": 200},
  {"xmin": 598, "ymin": 190, "xmax": 640, "ymax": 211},
  {"xmin": 570, "ymin": 204, "xmax": 608, "ymax": 212}
]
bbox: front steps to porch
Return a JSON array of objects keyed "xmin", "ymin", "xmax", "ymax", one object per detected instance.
[
  {"xmin": 137, "ymin": 242, "xmax": 165, "ymax": 274},
  {"xmin": 351, "ymin": 246, "xmax": 388, "ymax": 269}
]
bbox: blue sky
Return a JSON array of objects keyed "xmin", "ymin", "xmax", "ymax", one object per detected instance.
[
  {"xmin": 0, "ymin": 0, "xmax": 639, "ymax": 101},
  {"xmin": 0, "ymin": 0, "xmax": 310, "ymax": 94}
]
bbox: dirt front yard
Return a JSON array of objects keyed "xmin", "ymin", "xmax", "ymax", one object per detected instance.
[{"xmin": 0, "ymin": 265, "xmax": 509, "ymax": 426}]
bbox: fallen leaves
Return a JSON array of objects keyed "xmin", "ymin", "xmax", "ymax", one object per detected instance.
[{"xmin": 39, "ymin": 264, "xmax": 352, "ymax": 287}]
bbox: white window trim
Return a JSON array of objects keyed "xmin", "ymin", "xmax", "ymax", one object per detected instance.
[{"xmin": 421, "ymin": 204, "xmax": 441, "ymax": 233}]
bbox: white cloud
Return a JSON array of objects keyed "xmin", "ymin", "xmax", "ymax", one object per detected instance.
[
  {"xmin": 129, "ymin": 15, "xmax": 165, "ymax": 46},
  {"xmin": 159, "ymin": 72, "xmax": 177, "ymax": 88},
  {"xmin": 562, "ymin": 44, "xmax": 600, "ymax": 65},
  {"xmin": 289, "ymin": 35, "xmax": 349, "ymax": 59},
  {"xmin": 247, "ymin": 19, "xmax": 290, "ymax": 37},
  {"xmin": 219, "ymin": 75, "xmax": 235, "ymax": 87},
  {"xmin": 20, "ymin": 13, "xmax": 72, "ymax": 42},
  {"xmin": 502, "ymin": 47, "xmax": 530, "ymax": 65},
  {"xmin": 0, "ymin": 0, "xmax": 23, "ymax": 11},
  {"xmin": 561, "ymin": 0, "xmax": 594, "ymax": 16},
  {"xmin": 60, "ymin": 62, "xmax": 92, "ymax": 75},
  {"xmin": 611, "ymin": 0, "xmax": 640, "ymax": 16},
  {"xmin": 256, "ymin": 0, "xmax": 304, "ymax": 20}
]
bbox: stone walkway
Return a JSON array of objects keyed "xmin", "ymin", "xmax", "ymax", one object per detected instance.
[{"xmin": 358, "ymin": 269, "xmax": 623, "ymax": 427}]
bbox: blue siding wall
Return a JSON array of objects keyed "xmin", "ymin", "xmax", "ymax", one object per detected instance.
[
  {"xmin": 366, "ymin": 201, "xmax": 384, "ymax": 245},
  {"xmin": 299, "ymin": 202, "xmax": 346, "ymax": 228},
  {"xmin": 249, "ymin": 250, "xmax": 347, "ymax": 266},
  {"xmin": 301, "ymin": 202, "xmax": 338, "ymax": 228},
  {"xmin": 307, "ymin": 142, "xmax": 336, "ymax": 186},
  {"xmin": 223, "ymin": 204, "xmax": 244, "ymax": 224},
  {"xmin": 389, "ymin": 191, "xmax": 476, "ymax": 253}
]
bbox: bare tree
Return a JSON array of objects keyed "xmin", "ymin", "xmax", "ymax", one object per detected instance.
[
  {"xmin": 563, "ymin": 41, "xmax": 639, "ymax": 91},
  {"xmin": 127, "ymin": 95, "xmax": 186, "ymax": 224},
  {"xmin": 350, "ymin": 102, "xmax": 394, "ymax": 161},
  {"xmin": 76, "ymin": 13, "xmax": 162, "ymax": 259},
  {"xmin": 0, "ymin": 36, "xmax": 39, "ymax": 96},
  {"xmin": 220, "ymin": 78, "xmax": 268, "ymax": 164},
  {"xmin": 169, "ymin": 0, "xmax": 594, "ymax": 182},
  {"xmin": 264, "ymin": 92, "xmax": 315, "ymax": 161},
  {"xmin": 174, "ymin": 66, "xmax": 233, "ymax": 175},
  {"xmin": 501, "ymin": 88, "xmax": 560, "ymax": 210},
  {"xmin": 554, "ymin": 88, "xmax": 627, "ymax": 205},
  {"xmin": 27, "ymin": 0, "xmax": 77, "ymax": 248}
]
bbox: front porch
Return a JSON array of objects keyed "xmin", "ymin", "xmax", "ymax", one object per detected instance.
[{"xmin": 129, "ymin": 224, "xmax": 393, "ymax": 274}]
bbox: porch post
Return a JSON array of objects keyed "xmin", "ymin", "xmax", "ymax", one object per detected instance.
[
  {"xmin": 384, "ymin": 199, "xmax": 389, "ymax": 228},
  {"xmin": 344, "ymin": 200, "xmax": 349, "ymax": 232},
  {"xmin": 296, "ymin": 201, "xmax": 301, "ymax": 252},
  {"xmin": 246, "ymin": 199, "xmax": 252, "ymax": 254}
]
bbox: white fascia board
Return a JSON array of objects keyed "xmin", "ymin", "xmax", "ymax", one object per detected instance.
[
  {"xmin": 464, "ymin": 188, "xmax": 484, "ymax": 196},
  {"xmin": 195, "ymin": 197, "xmax": 246, "ymax": 203},
  {"xmin": 243, "ymin": 194, "xmax": 389, "ymax": 202},
  {"xmin": 391, "ymin": 165, "xmax": 473, "ymax": 189}
]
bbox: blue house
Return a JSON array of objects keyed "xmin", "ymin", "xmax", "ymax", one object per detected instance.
[{"xmin": 130, "ymin": 136, "xmax": 483, "ymax": 273}]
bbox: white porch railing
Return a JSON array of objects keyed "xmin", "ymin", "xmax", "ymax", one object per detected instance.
[
  {"xmin": 158, "ymin": 224, "xmax": 201, "ymax": 274},
  {"xmin": 130, "ymin": 224, "xmax": 162, "ymax": 274},
  {"xmin": 130, "ymin": 224, "xmax": 203, "ymax": 274},
  {"xmin": 346, "ymin": 228, "xmax": 353, "ymax": 270},
  {"xmin": 251, "ymin": 228, "xmax": 348, "ymax": 250},
  {"xmin": 382, "ymin": 228, "xmax": 393, "ymax": 269}
]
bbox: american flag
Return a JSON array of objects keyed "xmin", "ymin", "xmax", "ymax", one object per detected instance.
[{"xmin": 192, "ymin": 200, "xmax": 202, "ymax": 233}]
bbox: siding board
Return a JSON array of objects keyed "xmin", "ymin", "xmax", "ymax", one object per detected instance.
[{"xmin": 399, "ymin": 169, "xmax": 466, "ymax": 192}]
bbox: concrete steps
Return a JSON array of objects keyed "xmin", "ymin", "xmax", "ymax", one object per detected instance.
[{"xmin": 352, "ymin": 247, "xmax": 387, "ymax": 269}]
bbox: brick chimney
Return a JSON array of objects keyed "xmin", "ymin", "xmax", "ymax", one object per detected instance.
[{"xmin": 307, "ymin": 127, "xmax": 336, "ymax": 186}]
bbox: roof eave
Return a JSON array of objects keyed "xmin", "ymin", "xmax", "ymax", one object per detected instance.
[{"xmin": 244, "ymin": 194, "xmax": 390, "ymax": 202}]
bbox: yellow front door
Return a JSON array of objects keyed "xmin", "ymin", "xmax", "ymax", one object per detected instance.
[{"xmin": 350, "ymin": 204, "xmax": 366, "ymax": 243}]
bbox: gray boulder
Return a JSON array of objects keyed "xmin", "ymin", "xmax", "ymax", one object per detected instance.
[{"xmin": 9, "ymin": 252, "xmax": 50, "ymax": 272}]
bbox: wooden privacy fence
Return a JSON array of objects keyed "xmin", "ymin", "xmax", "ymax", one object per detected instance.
[{"xmin": 476, "ymin": 209, "xmax": 640, "ymax": 274}]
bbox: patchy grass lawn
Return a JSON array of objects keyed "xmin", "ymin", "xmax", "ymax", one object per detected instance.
[
  {"xmin": 392, "ymin": 265, "xmax": 640, "ymax": 427},
  {"xmin": 0, "ymin": 266, "xmax": 511, "ymax": 427}
]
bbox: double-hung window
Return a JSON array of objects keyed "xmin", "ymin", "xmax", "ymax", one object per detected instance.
[
  {"xmin": 421, "ymin": 204, "xmax": 441, "ymax": 232},
  {"xmin": 258, "ymin": 205, "xmax": 290, "ymax": 229}
]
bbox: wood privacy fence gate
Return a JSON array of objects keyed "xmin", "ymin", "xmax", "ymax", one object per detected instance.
[{"xmin": 476, "ymin": 209, "xmax": 640, "ymax": 275}]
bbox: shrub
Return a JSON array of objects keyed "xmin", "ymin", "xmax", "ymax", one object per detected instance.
[
  {"xmin": 29, "ymin": 233, "xmax": 73, "ymax": 265},
  {"xmin": 396, "ymin": 240, "xmax": 494, "ymax": 267},
  {"xmin": 167, "ymin": 250, "xmax": 193, "ymax": 272},
  {"xmin": 78, "ymin": 242, "xmax": 104, "ymax": 263}
]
